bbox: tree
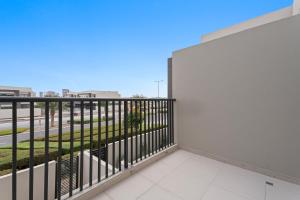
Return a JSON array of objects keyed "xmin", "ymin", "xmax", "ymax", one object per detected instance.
[
  {"xmin": 127, "ymin": 95, "xmax": 146, "ymax": 131},
  {"xmin": 127, "ymin": 110, "xmax": 143, "ymax": 130},
  {"xmin": 49, "ymin": 101, "xmax": 58, "ymax": 127},
  {"xmin": 36, "ymin": 94, "xmax": 64, "ymax": 127}
]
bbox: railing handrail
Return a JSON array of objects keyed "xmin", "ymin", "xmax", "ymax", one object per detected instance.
[{"xmin": 0, "ymin": 97, "xmax": 176, "ymax": 102}]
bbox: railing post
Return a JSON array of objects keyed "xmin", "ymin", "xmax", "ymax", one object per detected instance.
[
  {"xmin": 44, "ymin": 101, "xmax": 49, "ymax": 200},
  {"xmin": 89, "ymin": 100, "xmax": 93, "ymax": 186},
  {"xmin": 143, "ymin": 100, "xmax": 147, "ymax": 158},
  {"xmin": 139, "ymin": 100, "xmax": 142, "ymax": 160},
  {"xmin": 118, "ymin": 100, "xmax": 122, "ymax": 171},
  {"xmin": 105, "ymin": 100, "xmax": 109, "ymax": 178},
  {"xmin": 147, "ymin": 100, "xmax": 150, "ymax": 156},
  {"xmin": 112, "ymin": 100, "xmax": 116, "ymax": 174},
  {"xmin": 171, "ymin": 100, "xmax": 174, "ymax": 144},
  {"xmin": 57, "ymin": 101, "xmax": 63, "ymax": 200},
  {"xmin": 69, "ymin": 101, "xmax": 74, "ymax": 197},
  {"xmin": 124, "ymin": 100, "xmax": 128, "ymax": 169},
  {"xmin": 29, "ymin": 101, "xmax": 34, "ymax": 200},
  {"xmin": 97, "ymin": 100, "xmax": 102, "ymax": 182},
  {"xmin": 130, "ymin": 101, "xmax": 133, "ymax": 165},
  {"xmin": 79, "ymin": 101, "xmax": 84, "ymax": 191},
  {"xmin": 135, "ymin": 100, "xmax": 138, "ymax": 163},
  {"xmin": 12, "ymin": 101, "xmax": 17, "ymax": 200},
  {"xmin": 167, "ymin": 100, "xmax": 171, "ymax": 147}
]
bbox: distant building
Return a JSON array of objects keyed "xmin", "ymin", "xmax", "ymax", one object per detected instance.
[
  {"xmin": 39, "ymin": 92, "xmax": 44, "ymax": 97},
  {"xmin": 44, "ymin": 91, "xmax": 59, "ymax": 97},
  {"xmin": 0, "ymin": 85, "xmax": 35, "ymax": 109},
  {"xmin": 63, "ymin": 89, "xmax": 121, "ymax": 99},
  {"xmin": 63, "ymin": 89, "xmax": 121, "ymax": 110},
  {"xmin": 62, "ymin": 89, "xmax": 70, "ymax": 97}
]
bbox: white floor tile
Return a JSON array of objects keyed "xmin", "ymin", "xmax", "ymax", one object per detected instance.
[
  {"xmin": 266, "ymin": 178, "xmax": 300, "ymax": 200},
  {"xmin": 202, "ymin": 186, "xmax": 256, "ymax": 200},
  {"xmin": 90, "ymin": 192, "xmax": 112, "ymax": 200},
  {"xmin": 160, "ymin": 150, "xmax": 194, "ymax": 169},
  {"xmin": 158, "ymin": 157, "xmax": 220, "ymax": 200},
  {"xmin": 137, "ymin": 185, "xmax": 182, "ymax": 200},
  {"xmin": 105, "ymin": 174, "xmax": 153, "ymax": 200},
  {"xmin": 212, "ymin": 164, "xmax": 267, "ymax": 200},
  {"xmin": 89, "ymin": 150, "xmax": 300, "ymax": 200},
  {"xmin": 138, "ymin": 161, "xmax": 171, "ymax": 183}
]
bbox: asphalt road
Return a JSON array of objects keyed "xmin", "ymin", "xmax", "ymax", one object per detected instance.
[
  {"xmin": 0, "ymin": 121, "xmax": 114, "ymax": 147},
  {"xmin": 0, "ymin": 113, "xmax": 161, "ymax": 147}
]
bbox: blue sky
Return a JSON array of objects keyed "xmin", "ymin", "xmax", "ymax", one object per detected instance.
[{"xmin": 0, "ymin": 0, "xmax": 292, "ymax": 97}]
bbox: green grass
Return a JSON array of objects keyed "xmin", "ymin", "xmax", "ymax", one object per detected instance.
[
  {"xmin": 0, "ymin": 128, "xmax": 29, "ymax": 136},
  {"xmin": 0, "ymin": 123, "xmax": 167, "ymax": 175}
]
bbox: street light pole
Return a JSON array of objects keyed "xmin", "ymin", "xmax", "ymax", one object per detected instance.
[{"xmin": 154, "ymin": 80, "xmax": 163, "ymax": 98}]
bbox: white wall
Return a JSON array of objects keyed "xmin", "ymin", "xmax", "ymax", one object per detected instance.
[
  {"xmin": 173, "ymin": 15, "xmax": 300, "ymax": 184},
  {"xmin": 0, "ymin": 161, "xmax": 56, "ymax": 200},
  {"xmin": 80, "ymin": 151, "xmax": 113, "ymax": 185},
  {"xmin": 294, "ymin": 0, "xmax": 300, "ymax": 15},
  {"xmin": 80, "ymin": 129, "xmax": 166, "ymax": 185},
  {"xmin": 201, "ymin": 7, "xmax": 292, "ymax": 43}
]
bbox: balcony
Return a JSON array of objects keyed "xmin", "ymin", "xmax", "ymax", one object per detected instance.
[{"xmin": 0, "ymin": 96, "xmax": 300, "ymax": 200}]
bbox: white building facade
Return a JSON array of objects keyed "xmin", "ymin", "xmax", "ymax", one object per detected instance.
[
  {"xmin": 0, "ymin": 85, "xmax": 35, "ymax": 109},
  {"xmin": 62, "ymin": 89, "xmax": 121, "ymax": 99}
]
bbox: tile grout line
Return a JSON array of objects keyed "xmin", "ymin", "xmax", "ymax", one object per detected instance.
[
  {"xmin": 103, "ymin": 191, "xmax": 114, "ymax": 200},
  {"xmin": 212, "ymin": 181, "xmax": 261, "ymax": 200},
  {"xmin": 199, "ymin": 163, "xmax": 223, "ymax": 200},
  {"xmin": 202, "ymin": 160, "xmax": 268, "ymax": 200},
  {"xmin": 136, "ymin": 152, "xmax": 194, "ymax": 200}
]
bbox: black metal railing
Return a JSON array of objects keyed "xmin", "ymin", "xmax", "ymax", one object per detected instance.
[{"xmin": 0, "ymin": 97, "xmax": 175, "ymax": 200}]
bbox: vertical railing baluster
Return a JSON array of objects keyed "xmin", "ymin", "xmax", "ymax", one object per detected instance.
[
  {"xmin": 12, "ymin": 101, "xmax": 17, "ymax": 200},
  {"xmin": 76, "ymin": 156, "xmax": 79, "ymax": 189},
  {"xmin": 44, "ymin": 101, "xmax": 49, "ymax": 200},
  {"xmin": 69, "ymin": 101, "xmax": 74, "ymax": 196},
  {"xmin": 162, "ymin": 100, "xmax": 164, "ymax": 149},
  {"xmin": 158, "ymin": 100, "xmax": 161, "ymax": 151},
  {"xmin": 151, "ymin": 100, "xmax": 154, "ymax": 155},
  {"xmin": 112, "ymin": 100, "xmax": 116, "ymax": 174},
  {"xmin": 162, "ymin": 100, "xmax": 164, "ymax": 148},
  {"xmin": 135, "ymin": 100, "xmax": 138, "ymax": 163},
  {"xmin": 105, "ymin": 100, "xmax": 109, "ymax": 178},
  {"xmin": 55, "ymin": 163, "xmax": 57, "ymax": 199},
  {"xmin": 118, "ymin": 100, "xmax": 122, "ymax": 171},
  {"xmin": 161, "ymin": 100, "xmax": 163, "ymax": 150},
  {"xmin": 29, "ymin": 101, "xmax": 34, "ymax": 200},
  {"xmin": 89, "ymin": 101, "xmax": 93, "ymax": 186},
  {"xmin": 168, "ymin": 100, "xmax": 171, "ymax": 146},
  {"xmin": 97, "ymin": 100, "xmax": 101, "ymax": 182},
  {"xmin": 155, "ymin": 100, "xmax": 158, "ymax": 153},
  {"xmin": 143, "ymin": 100, "xmax": 146, "ymax": 158},
  {"xmin": 171, "ymin": 100, "xmax": 174, "ymax": 144},
  {"xmin": 147, "ymin": 100, "xmax": 150, "ymax": 156},
  {"xmin": 80, "ymin": 101, "xmax": 84, "ymax": 191},
  {"xmin": 163, "ymin": 100, "xmax": 166, "ymax": 148},
  {"xmin": 130, "ymin": 101, "xmax": 133, "ymax": 165},
  {"xmin": 57, "ymin": 101, "xmax": 62, "ymax": 200},
  {"xmin": 161, "ymin": 100, "xmax": 164, "ymax": 149},
  {"xmin": 139, "ymin": 100, "xmax": 142, "ymax": 160},
  {"xmin": 124, "ymin": 101, "xmax": 128, "ymax": 169}
]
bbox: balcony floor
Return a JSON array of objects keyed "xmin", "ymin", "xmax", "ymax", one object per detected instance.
[{"xmin": 91, "ymin": 150, "xmax": 300, "ymax": 200}]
